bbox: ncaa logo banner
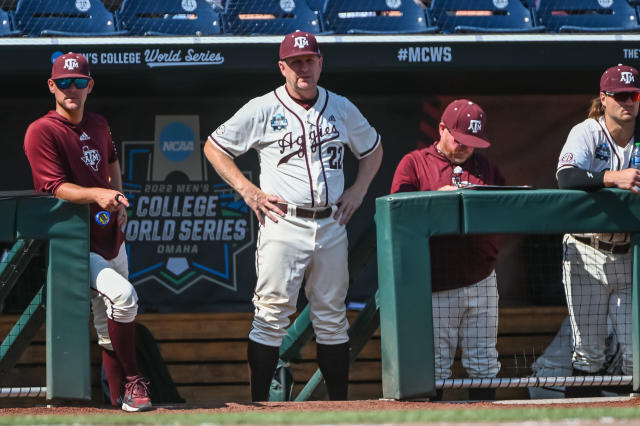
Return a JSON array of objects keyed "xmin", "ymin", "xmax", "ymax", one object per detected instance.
[{"xmin": 120, "ymin": 116, "xmax": 255, "ymax": 310}]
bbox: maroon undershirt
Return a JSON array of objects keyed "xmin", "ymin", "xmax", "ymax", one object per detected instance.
[{"xmin": 285, "ymin": 85, "xmax": 318, "ymax": 110}]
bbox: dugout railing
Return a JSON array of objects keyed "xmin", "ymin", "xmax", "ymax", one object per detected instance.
[
  {"xmin": 0, "ymin": 191, "xmax": 90, "ymax": 400},
  {"xmin": 375, "ymin": 189, "xmax": 640, "ymax": 400}
]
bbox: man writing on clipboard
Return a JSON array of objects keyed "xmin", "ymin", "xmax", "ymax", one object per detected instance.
[{"xmin": 390, "ymin": 99, "xmax": 504, "ymax": 400}]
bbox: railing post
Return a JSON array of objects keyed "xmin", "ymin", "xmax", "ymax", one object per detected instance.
[
  {"xmin": 14, "ymin": 197, "xmax": 91, "ymax": 400},
  {"xmin": 633, "ymin": 232, "xmax": 640, "ymax": 392}
]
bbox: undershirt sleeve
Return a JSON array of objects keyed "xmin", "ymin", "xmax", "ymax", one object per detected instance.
[{"xmin": 556, "ymin": 167, "xmax": 605, "ymax": 190}]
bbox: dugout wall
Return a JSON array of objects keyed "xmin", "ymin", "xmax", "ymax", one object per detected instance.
[
  {"xmin": 375, "ymin": 189, "xmax": 640, "ymax": 400},
  {"xmin": 1, "ymin": 34, "xmax": 640, "ymax": 313}
]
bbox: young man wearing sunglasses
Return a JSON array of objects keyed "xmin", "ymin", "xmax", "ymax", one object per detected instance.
[
  {"xmin": 390, "ymin": 99, "xmax": 504, "ymax": 401},
  {"xmin": 23, "ymin": 53, "xmax": 151, "ymax": 411},
  {"xmin": 556, "ymin": 64, "xmax": 640, "ymax": 398}
]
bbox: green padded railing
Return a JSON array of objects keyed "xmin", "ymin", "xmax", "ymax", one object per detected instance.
[
  {"xmin": 375, "ymin": 189, "xmax": 640, "ymax": 400},
  {"xmin": 0, "ymin": 192, "xmax": 90, "ymax": 400}
]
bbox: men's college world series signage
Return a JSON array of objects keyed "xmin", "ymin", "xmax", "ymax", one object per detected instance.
[{"xmin": 120, "ymin": 116, "xmax": 255, "ymax": 312}]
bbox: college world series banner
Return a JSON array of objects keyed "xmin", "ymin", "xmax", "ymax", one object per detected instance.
[{"xmin": 120, "ymin": 115, "xmax": 256, "ymax": 312}]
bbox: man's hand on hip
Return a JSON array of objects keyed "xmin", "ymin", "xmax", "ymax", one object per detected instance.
[{"xmin": 243, "ymin": 186, "xmax": 286, "ymax": 226}]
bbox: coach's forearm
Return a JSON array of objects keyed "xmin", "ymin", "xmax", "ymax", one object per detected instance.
[
  {"xmin": 55, "ymin": 182, "xmax": 109, "ymax": 204},
  {"xmin": 352, "ymin": 144, "xmax": 383, "ymax": 193},
  {"xmin": 203, "ymin": 141, "xmax": 258, "ymax": 199}
]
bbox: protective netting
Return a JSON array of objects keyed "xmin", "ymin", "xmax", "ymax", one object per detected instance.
[
  {"xmin": 0, "ymin": 1, "xmax": 638, "ymax": 37},
  {"xmin": 435, "ymin": 232, "xmax": 633, "ymax": 398}
]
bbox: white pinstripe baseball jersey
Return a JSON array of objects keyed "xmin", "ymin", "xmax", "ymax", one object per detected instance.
[
  {"xmin": 208, "ymin": 85, "xmax": 380, "ymax": 207},
  {"xmin": 557, "ymin": 116, "xmax": 635, "ymax": 176},
  {"xmin": 557, "ymin": 116, "xmax": 634, "ymax": 243}
]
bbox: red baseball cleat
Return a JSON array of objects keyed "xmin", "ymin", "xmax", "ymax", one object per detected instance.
[{"xmin": 121, "ymin": 375, "xmax": 152, "ymax": 412}]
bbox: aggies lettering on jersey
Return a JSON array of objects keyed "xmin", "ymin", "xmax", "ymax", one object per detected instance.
[{"xmin": 208, "ymin": 85, "xmax": 380, "ymax": 208}]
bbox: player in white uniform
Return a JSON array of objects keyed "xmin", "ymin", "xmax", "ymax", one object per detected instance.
[
  {"xmin": 203, "ymin": 31, "xmax": 383, "ymax": 401},
  {"xmin": 556, "ymin": 64, "xmax": 640, "ymax": 397}
]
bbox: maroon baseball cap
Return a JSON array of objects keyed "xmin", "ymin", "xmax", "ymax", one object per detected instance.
[
  {"xmin": 441, "ymin": 99, "xmax": 490, "ymax": 148},
  {"xmin": 51, "ymin": 52, "xmax": 91, "ymax": 79},
  {"xmin": 600, "ymin": 64, "xmax": 640, "ymax": 93},
  {"xmin": 279, "ymin": 31, "xmax": 321, "ymax": 60}
]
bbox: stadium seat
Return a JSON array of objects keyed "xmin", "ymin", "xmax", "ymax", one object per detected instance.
[
  {"xmin": 223, "ymin": 0, "xmax": 322, "ymax": 35},
  {"xmin": 0, "ymin": 9, "xmax": 19, "ymax": 36},
  {"xmin": 520, "ymin": 0, "xmax": 540, "ymax": 8},
  {"xmin": 117, "ymin": 0, "xmax": 222, "ymax": 36},
  {"xmin": 12, "ymin": 0, "xmax": 126, "ymax": 36},
  {"xmin": 323, "ymin": 0, "xmax": 437, "ymax": 34},
  {"xmin": 430, "ymin": 0, "xmax": 544, "ymax": 34},
  {"xmin": 536, "ymin": 0, "xmax": 640, "ymax": 33},
  {"xmin": 306, "ymin": 0, "xmax": 327, "ymax": 14}
]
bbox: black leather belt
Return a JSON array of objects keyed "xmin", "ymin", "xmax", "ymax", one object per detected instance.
[
  {"xmin": 573, "ymin": 235, "xmax": 630, "ymax": 254},
  {"xmin": 275, "ymin": 203, "xmax": 332, "ymax": 220}
]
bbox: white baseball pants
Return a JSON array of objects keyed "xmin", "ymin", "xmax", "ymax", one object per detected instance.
[
  {"xmin": 432, "ymin": 271, "xmax": 500, "ymax": 379},
  {"xmin": 562, "ymin": 235, "xmax": 632, "ymax": 374},
  {"xmin": 90, "ymin": 242, "xmax": 139, "ymax": 351},
  {"xmin": 250, "ymin": 209, "xmax": 349, "ymax": 347}
]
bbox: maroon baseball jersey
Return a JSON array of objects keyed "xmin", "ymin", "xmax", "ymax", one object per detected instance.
[
  {"xmin": 24, "ymin": 110, "xmax": 124, "ymax": 260},
  {"xmin": 390, "ymin": 142, "xmax": 504, "ymax": 292}
]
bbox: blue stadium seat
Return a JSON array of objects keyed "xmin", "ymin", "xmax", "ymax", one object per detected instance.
[
  {"xmin": 12, "ymin": 0, "xmax": 126, "ymax": 36},
  {"xmin": 0, "ymin": 9, "xmax": 19, "ymax": 36},
  {"xmin": 430, "ymin": 0, "xmax": 544, "ymax": 33},
  {"xmin": 117, "ymin": 0, "xmax": 222, "ymax": 36},
  {"xmin": 536, "ymin": 0, "xmax": 640, "ymax": 32},
  {"xmin": 520, "ymin": 0, "xmax": 540, "ymax": 8},
  {"xmin": 223, "ymin": 0, "xmax": 322, "ymax": 35},
  {"xmin": 323, "ymin": 0, "xmax": 437, "ymax": 34},
  {"xmin": 306, "ymin": 0, "xmax": 327, "ymax": 14}
]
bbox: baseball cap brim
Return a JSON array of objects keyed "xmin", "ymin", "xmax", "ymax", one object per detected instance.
[
  {"xmin": 450, "ymin": 128, "xmax": 491, "ymax": 148},
  {"xmin": 52, "ymin": 72, "xmax": 93, "ymax": 79},
  {"xmin": 603, "ymin": 87, "xmax": 640, "ymax": 93},
  {"xmin": 280, "ymin": 51, "xmax": 322, "ymax": 60}
]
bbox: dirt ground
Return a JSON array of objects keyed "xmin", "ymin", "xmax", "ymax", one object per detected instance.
[{"xmin": 2, "ymin": 397, "xmax": 640, "ymax": 416}]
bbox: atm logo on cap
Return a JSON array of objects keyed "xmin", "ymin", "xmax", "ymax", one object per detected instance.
[
  {"xmin": 621, "ymin": 71, "xmax": 635, "ymax": 84},
  {"xmin": 64, "ymin": 58, "xmax": 79, "ymax": 70},
  {"xmin": 294, "ymin": 37, "xmax": 309, "ymax": 49},
  {"xmin": 468, "ymin": 120, "xmax": 482, "ymax": 134}
]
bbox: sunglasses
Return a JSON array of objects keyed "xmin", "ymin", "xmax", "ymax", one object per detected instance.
[
  {"xmin": 54, "ymin": 77, "xmax": 90, "ymax": 89},
  {"xmin": 604, "ymin": 91, "xmax": 640, "ymax": 103}
]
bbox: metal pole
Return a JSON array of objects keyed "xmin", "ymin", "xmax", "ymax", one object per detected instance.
[
  {"xmin": 438, "ymin": 375, "xmax": 633, "ymax": 389},
  {"xmin": 0, "ymin": 387, "xmax": 47, "ymax": 398}
]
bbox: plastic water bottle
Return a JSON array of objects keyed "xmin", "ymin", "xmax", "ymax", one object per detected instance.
[
  {"xmin": 632, "ymin": 142, "xmax": 640, "ymax": 170},
  {"xmin": 631, "ymin": 142, "xmax": 640, "ymax": 191}
]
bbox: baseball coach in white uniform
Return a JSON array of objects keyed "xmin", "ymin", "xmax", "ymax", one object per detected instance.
[
  {"xmin": 556, "ymin": 64, "xmax": 640, "ymax": 397},
  {"xmin": 204, "ymin": 31, "xmax": 383, "ymax": 401}
]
